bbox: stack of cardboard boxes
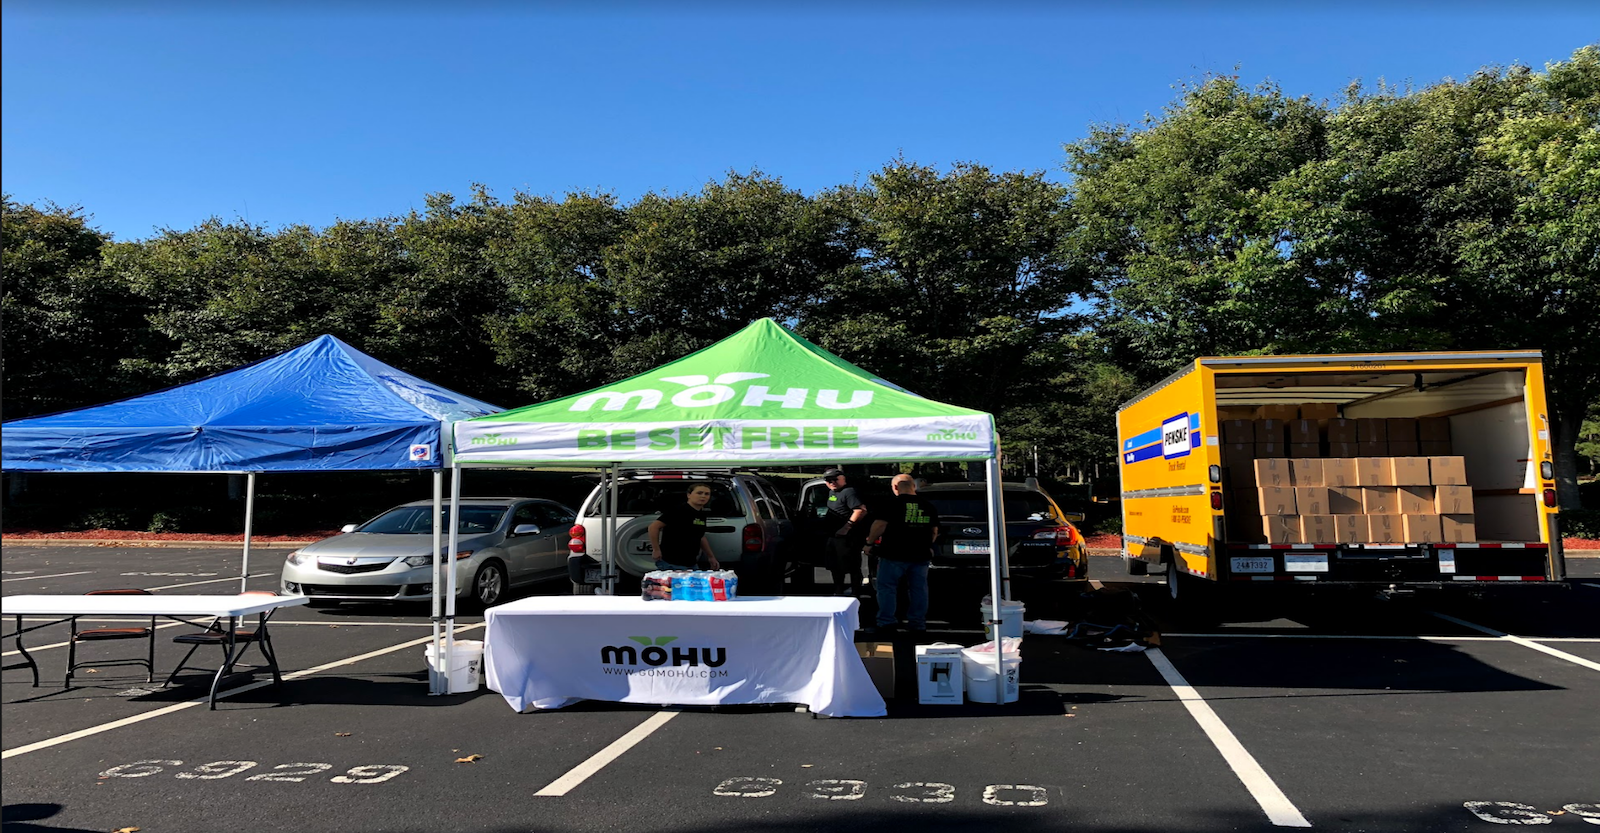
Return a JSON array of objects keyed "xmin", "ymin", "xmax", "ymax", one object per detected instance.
[{"xmin": 1221, "ymin": 405, "xmax": 1477, "ymax": 545}]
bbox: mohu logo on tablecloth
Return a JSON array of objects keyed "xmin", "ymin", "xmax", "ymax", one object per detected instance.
[{"xmin": 599, "ymin": 635, "xmax": 728, "ymax": 669}]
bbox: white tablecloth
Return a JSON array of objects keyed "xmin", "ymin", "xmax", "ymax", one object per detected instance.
[{"xmin": 483, "ymin": 595, "xmax": 886, "ymax": 718}]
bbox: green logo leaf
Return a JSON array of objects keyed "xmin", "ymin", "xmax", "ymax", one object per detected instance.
[
  {"xmin": 628, "ymin": 636, "xmax": 653, "ymax": 646},
  {"xmin": 654, "ymin": 636, "xmax": 678, "ymax": 646}
]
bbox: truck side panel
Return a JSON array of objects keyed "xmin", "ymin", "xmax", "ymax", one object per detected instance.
[{"xmin": 1118, "ymin": 365, "xmax": 1214, "ymax": 578}]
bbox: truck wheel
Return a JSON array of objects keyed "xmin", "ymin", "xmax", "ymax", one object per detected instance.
[{"xmin": 1166, "ymin": 557, "xmax": 1189, "ymax": 602}]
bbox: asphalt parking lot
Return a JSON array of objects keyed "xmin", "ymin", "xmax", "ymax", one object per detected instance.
[{"xmin": 4, "ymin": 544, "xmax": 1597, "ymax": 833}]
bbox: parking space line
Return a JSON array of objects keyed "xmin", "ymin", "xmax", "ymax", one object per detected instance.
[
  {"xmin": 1428, "ymin": 612, "xmax": 1600, "ymax": 672},
  {"xmin": 1163, "ymin": 633, "xmax": 1501, "ymax": 641},
  {"xmin": 145, "ymin": 573, "xmax": 272, "ymax": 591},
  {"xmin": 1578, "ymin": 582, "xmax": 1600, "ymax": 591},
  {"xmin": 1146, "ymin": 647, "xmax": 1312, "ymax": 828},
  {"xmin": 534, "ymin": 710, "xmax": 679, "ymax": 796},
  {"xmin": 1, "ymin": 571, "xmax": 93, "ymax": 583},
  {"xmin": 1, "ymin": 625, "xmax": 483, "ymax": 759}
]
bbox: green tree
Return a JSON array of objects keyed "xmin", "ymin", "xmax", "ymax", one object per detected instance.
[{"xmin": 1, "ymin": 197, "xmax": 147, "ymax": 417}]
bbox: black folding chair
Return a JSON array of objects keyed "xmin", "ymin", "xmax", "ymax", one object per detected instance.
[
  {"xmin": 65, "ymin": 589, "xmax": 157, "ymax": 687},
  {"xmin": 164, "ymin": 591, "xmax": 284, "ymax": 690}
]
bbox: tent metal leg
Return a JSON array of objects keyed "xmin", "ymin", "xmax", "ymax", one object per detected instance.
[
  {"xmin": 430, "ymin": 468, "xmax": 444, "ymax": 695},
  {"xmin": 985, "ymin": 455, "xmax": 1009, "ymax": 703},
  {"xmin": 240, "ymin": 472, "xmax": 256, "ymax": 593},
  {"xmin": 444, "ymin": 463, "xmax": 463, "ymax": 689}
]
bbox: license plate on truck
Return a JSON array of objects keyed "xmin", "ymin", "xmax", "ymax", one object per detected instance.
[
  {"xmin": 584, "ymin": 567, "xmax": 602, "ymax": 583},
  {"xmin": 1230, "ymin": 557, "xmax": 1273, "ymax": 574},
  {"xmin": 953, "ymin": 540, "xmax": 989, "ymax": 555}
]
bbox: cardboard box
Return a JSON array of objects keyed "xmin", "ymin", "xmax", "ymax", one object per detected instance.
[
  {"xmin": 1418, "ymin": 416, "xmax": 1451, "ymax": 442},
  {"xmin": 1385, "ymin": 418, "xmax": 1419, "ymax": 446},
  {"xmin": 1262, "ymin": 515, "xmax": 1301, "ymax": 544},
  {"xmin": 1217, "ymin": 406, "xmax": 1258, "ymax": 421},
  {"xmin": 1388, "ymin": 440, "xmax": 1420, "ymax": 457},
  {"xmin": 1326, "ymin": 418, "xmax": 1359, "ymax": 444},
  {"xmin": 857, "ymin": 643, "xmax": 896, "ymax": 699},
  {"xmin": 1323, "ymin": 458, "xmax": 1360, "ymax": 488},
  {"xmin": 1367, "ymin": 514, "xmax": 1400, "ymax": 543},
  {"xmin": 1441, "ymin": 514, "xmax": 1477, "ymax": 543},
  {"xmin": 1221, "ymin": 419, "xmax": 1255, "ymax": 444},
  {"xmin": 1356, "ymin": 457, "xmax": 1395, "ymax": 486},
  {"xmin": 1362, "ymin": 486, "xmax": 1398, "ymax": 515},
  {"xmin": 1328, "ymin": 485, "xmax": 1365, "ymax": 514},
  {"xmin": 1357, "ymin": 418, "xmax": 1388, "ymax": 444},
  {"xmin": 1335, "ymin": 513, "xmax": 1369, "ymax": 543},
  {"xmin": 1254, "ymin": 419, "xmax": 1287, "ymax": 445},
  {"xmin": 1327, "ymin": 442, "xmax": 1360, "ymax": 458},
  {"xmin": 1256, "ymin": 442, "xmax": 1289, "ymax": 459},
  {"xmin": 1300, "ymin": 403, "xmax": 1339, "ymax": 421},
  {"xmin": 1287, "ymin": 419, "xmax": 1319, "ymax": 444},
  {"xmin": 1430, "ymin": 456, "xmax": 1468, "ymax": 486},
  {"xmin": 1288, "ymin": 442, "xmax": 1322, "ymax": 459},
  {"xmin": 1258, "ymin": 486, "xmax": 1297, "ymax": 515},
  {"xmin": 1358, "ymin": 440, "xmax": 1389, "ymax": 456},
  {"xmin": 1434, "ymin": 485, "xmax": 1475, "ymax": 514},
  {"xmin": 1420, "ymin": 440, "xmax": 1454, "ymax": 456},
  {"xmin": 1255, "ymin": 405, "xmax": 1300, "ymax": 421},
  {"xmin": 1290, "ymin": 458, "xmax": 1324, "ymax": 487},
  {"xmin": 1254, "ymin": 458, "xmax": 1293, "ymax": 487},
  {"xmin": 1402, "ymin": 514, "xmax": 1442, "ymax": 544},
  {"xmin": 1300, "ymin": 514, "xmax": 1337, "ymax": 543},
  {"xmin": 1398, "ymin": 485, "xmax": 1436, "ymax": 515},
  {"xmin": 1390, "ymin": 457, "xmax": 1431, "ymax": 486},
  {"xmin": 1295, "ymin": 486, "xmax": 1331, "ymax": 515}
]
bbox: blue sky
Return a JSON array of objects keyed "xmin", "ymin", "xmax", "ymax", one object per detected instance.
[{"xmin": 4, "ymin": 2, "xmax": 1596, "ymax": 242}]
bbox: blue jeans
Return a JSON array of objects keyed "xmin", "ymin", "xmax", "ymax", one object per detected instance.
[{"xmin": 875, "ymin": 559, "xmax": 928, "ymax": 629}]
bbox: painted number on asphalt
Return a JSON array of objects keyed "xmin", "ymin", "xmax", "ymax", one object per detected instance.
[
  {"xmin": 98, "ymin": 760, "xmax": 408, "ymax": 784},
  {"xmin": 713, "ymin": 778, "xmax": 1048, "ymax": 806},
  {"xmin": 1463, "ymin": 802, "xmax": 1600, "ymax": 825}
]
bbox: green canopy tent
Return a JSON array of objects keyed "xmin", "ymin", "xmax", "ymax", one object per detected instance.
[{"xmin": 442, "ymin": 319, "xmax": 1014, "ymax": 700}]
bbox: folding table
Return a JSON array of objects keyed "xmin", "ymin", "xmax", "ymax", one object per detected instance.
[{"xmin": 2, "ymin": 594, "xmax": 308, "ymax": 709}]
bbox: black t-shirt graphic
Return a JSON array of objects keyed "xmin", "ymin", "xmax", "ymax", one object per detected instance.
[
  {"xmin": 824, "ymin": 485, "xmax": 864, "ymax": 536},
  {"xmin": 656, "ymin": 502, "xmax": 710, "ymax": 567},
  {"xmin": 875, "ymin": 494, "xmax": 940, "ymax": 562}
]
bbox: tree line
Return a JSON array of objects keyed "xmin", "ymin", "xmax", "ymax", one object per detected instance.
[{"xmin": 4, "ymin": 47, "xmax": 1596, "ymax": 508}]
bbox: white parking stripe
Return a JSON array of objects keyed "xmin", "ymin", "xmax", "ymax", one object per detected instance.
[
  {"xmin": 1429, "ymin": 612, "xmax": 1600, "ymax": 672},
  {"xmin": 1, "ymin": 624, "xmax": 485, "ymax": 759},
  {"xmin": 144, "ymin": 573, "xmax": 272, "ymax": 591},
  {"xmin": 1578, "ymin": 582, "xmax": 1600, "ymax": 590},
  {"xmin": 535, "ymin": 710, "xmax": 679, "ymax": 796},
  {"xmin": 1163, "ymin": 633, "xmax": 1502, "ymax": 641},
  {"xmin": 1146, "ymin": 648, "xmax": 1312, "ymax": 828},
  {"xmin": 1, "ymin": 571, "xmax": 93, "ymax": 583}
]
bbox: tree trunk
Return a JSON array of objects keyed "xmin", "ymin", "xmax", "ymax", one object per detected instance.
[{"xmin": 1551, "ymin": 398, "xmax": 1584, "ymax": 511}]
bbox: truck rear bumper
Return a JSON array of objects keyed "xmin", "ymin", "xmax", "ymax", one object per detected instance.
[{"xmin": 1215, "ymin": 542, "xmax": 1554, "ymax": 583}]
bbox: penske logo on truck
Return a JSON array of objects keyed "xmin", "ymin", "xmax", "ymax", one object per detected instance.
[{"xmin": 1123, "ymin": 412, "xmax": 1201, "ymax": 464}]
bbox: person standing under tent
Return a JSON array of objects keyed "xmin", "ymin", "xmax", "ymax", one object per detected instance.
[
  {"xmin": 649, "ymin": 483, "xmax": 720, "ymax": 570},
  {"xmin": 863, "ymin": 474, "xmax": 940, "ymax": 633},
  {"xmin": 821, "ymin": 468, "xmax": 868, "ymax": 596}
]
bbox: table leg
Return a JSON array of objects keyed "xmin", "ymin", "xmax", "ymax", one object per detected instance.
[
  {"xmin": 11, "ymin": 614, "xmax": 40, "ymax": 688},
  {"xmin": 257, "ymin": 611, "xmax": 283, "ymax": 687},
  {"xmin": 208, "ymin": 615, "xmax": 241, "ymax": 710}
]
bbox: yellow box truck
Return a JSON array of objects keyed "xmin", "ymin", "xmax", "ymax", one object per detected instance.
[{"xmin": 1115, "ymin": 351, "xmax": 1565, "ymax": 600}]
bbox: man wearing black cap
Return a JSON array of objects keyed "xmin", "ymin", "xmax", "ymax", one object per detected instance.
[{"xmin": 821, "ymin": 469, "xmax": 867, "ymax": 596}]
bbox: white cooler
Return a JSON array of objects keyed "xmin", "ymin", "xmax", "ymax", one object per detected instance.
[{"xmin": 915, "ymin": 643, "xmax": 964, "ymax": 705}]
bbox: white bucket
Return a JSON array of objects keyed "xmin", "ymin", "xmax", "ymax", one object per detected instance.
[
  {"xmin": 979, "ymin": 597, "xmax": 1026, "ymax": 641},
  {"xmin": 425, "ymin": 639, "xmax": 484, "ymax": 694},
  {"xmin": 961, "ymin": 639, "xmax": 1021, "ymax": 704}
]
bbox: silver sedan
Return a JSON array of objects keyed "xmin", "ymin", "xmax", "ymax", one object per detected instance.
[{"xmin": 280, "ymin": 497, "xmax": 575, "ymax": 607}]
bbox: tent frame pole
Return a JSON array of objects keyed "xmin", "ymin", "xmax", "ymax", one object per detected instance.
[
  {"xmin": 240, "ymin": 472, "xmax": 256, "ymax": 593},
  {"xmin": 429, "ymin": 468, "xmax": 444, "ymax": 695},
  {"xmin": 984, "ymin": 454, "xmax": 1009, "ymax": 703},
  {"xmin": 444, "ymin": 462, "xmax": 463, "ymax": 689}
]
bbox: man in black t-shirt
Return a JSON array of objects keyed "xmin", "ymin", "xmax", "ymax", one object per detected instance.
[
  {"xmin": 821, "ymin": 468, "xmax": 867, "ymax": 596},
  {"xmin": 648, "ymin": 483, "xmax": 719, "ymax": 570},
  {"xmin": 863, "ymin": 475, "xmax": 940, "ymax": 631}
]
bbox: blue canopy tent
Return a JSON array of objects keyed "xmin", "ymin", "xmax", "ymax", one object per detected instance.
[{"xmin": 2, "ymin": 335, "xmax": 500, "ymax": 694}]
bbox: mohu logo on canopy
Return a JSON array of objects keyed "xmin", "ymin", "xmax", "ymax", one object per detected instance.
[{"xmin": 568, "ymin": 373, "xmax": 874, "ymax": 412}]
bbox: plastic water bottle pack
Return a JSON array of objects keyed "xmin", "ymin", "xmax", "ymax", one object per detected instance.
[{"xmin": 641, "ymin": 570, "xmax": 739, "ymax": 601}]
